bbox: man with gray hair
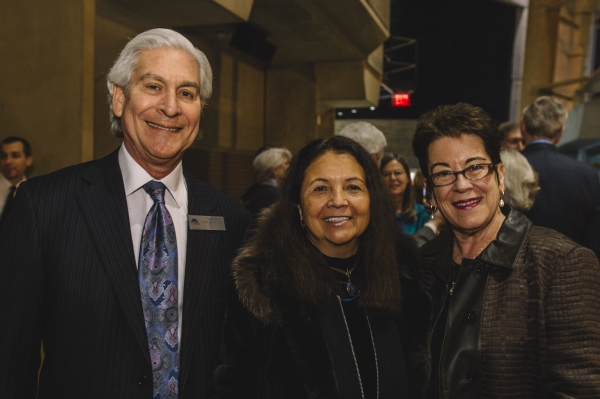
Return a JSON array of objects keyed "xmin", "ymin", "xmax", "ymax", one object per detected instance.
[
  {"xmin": 0, "ymin": 29, "xmax": 250, "ymax": 398},
  {"xmin": 521, "ymin": 96, "xmax": 600, "ymax": 258},
  {"xmin": 337, "ymin": 121, "xmax": 387, "ymax": 167},
  {"xmin": 242, "ymin": 147, "xmax": 291, "ymax": 218}
]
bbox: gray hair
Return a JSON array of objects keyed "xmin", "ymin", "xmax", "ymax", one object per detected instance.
[
  {"xmin": 522, "ymin": 96, "xmax": 568, "ymax": 139},
  {"xmin": 337, "ymin": 121, "xmax": 387, "ymax": 157},
  {"xmin": 106, "ymin": 28, "xmax": 213, "ymax": 138},
  {"xmin": 498, "ymin": 121, "xmax": 520, "ymax": 140},
  {"xmin": 253, "ymin": 147, "xmax": 292, "ymax": 183},
  {"xmin": 500, "ymin": 148, "xmax": 540, "ymax": 213}
]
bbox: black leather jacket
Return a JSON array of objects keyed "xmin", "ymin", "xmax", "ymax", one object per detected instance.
[{"xmin": 419, "ymin": 207, "xmax": 529, "ymax": 398}]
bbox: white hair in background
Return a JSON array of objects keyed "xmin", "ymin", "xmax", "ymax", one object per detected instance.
[
  {"xmin": 106, "ymin": 28, "xmax": 213, "ymax": 138},
  {"xmin": 337, "ymin": 121, "xmax": 387, "ymax": 156},
  {"xmin": 522, "ymin": 96, "xmax": 568, "ymax": 140},
  {"xmin": 500, "ymin": 148, "xmax": 540, "ymax": 213},
  {"xmin": 253, "ymin": 147, "xmax": 292, "ymax": 183}
]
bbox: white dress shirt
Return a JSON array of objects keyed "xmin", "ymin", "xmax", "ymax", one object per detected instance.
[
  {"xmin": 0, "ymin": 174, "xmax": 25, "ymax": 215},
  {"xmin": 118, "ymin": 144, "xmax": 188, "ymax": 342}
]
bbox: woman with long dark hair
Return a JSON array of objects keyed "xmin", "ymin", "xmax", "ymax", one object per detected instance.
[{"xmin": 215, "ymin": 136, "xmax": 430, "ymax": 398}]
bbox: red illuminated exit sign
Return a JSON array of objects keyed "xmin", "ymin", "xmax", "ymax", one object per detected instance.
[{"xmin": 392, "ymin": 93, "xmax": 411, "ymax": 107}]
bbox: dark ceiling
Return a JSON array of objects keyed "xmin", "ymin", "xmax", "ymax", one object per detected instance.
[{"xmin": 337, "ymin": 0, "xmax": 517, "ymax": 124}]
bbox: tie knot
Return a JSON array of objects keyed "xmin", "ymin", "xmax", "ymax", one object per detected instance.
[
  {"xmin": 143, "ymin": 181, "xmax": 167, "ymax": 204},
  {"xmin": 9, "ymin": 186, "xmax": 16, "ymax": 193}
]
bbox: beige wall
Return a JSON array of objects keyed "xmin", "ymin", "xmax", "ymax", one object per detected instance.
[
  {"xmin": 0, "ymin": 0, "xmax": 95, "ymax": 177},
  {"xmin": 265, "ymin": 65, "xmax": 319, "ymax": 154},
  {"xmin": 93, "ymin": 15, "xmax": 135, "ymax": 159}
]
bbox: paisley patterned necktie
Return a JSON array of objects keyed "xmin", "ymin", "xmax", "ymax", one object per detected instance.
[{"xmin": 139, "ymin": 181, "xmax": 179, "ymax": 399}]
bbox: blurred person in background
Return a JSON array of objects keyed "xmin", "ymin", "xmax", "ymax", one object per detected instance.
[
  {"xmin": 0, "ymin": 136, "xmax": 33, "ymax": 225},
  {"xmin": 500, "ymin": 148, "xmax": 539, "ymax": 214},
  {"xmin": 521, "ymin": 96, "xmax": 600, "ymax": 258},
  {"xmin": 412, "ymin": 102, "xmax": 600, "ymax": 398},
  {"xmin": 337, "ymin": 121, "xmax": 387, "ymax": 168},
  {"xmin": 380, "ymin": 153, "xmax": 428, "ymax": 235},
  {"xmin": 242, "ymin": 147, "xmax": 291, "ymax": 218},
  {"xmin": 215, "ymin": 136, "xmax": 430, "ymax": 398},
  {"xmin": 498, "ymin": 121, "xmax": 524, "ymax": 151}
]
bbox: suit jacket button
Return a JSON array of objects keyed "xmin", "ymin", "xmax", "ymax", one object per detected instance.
[
  {"xmin": 466, "ymin": 369, "xmax": 478, "ymax": 381},
  {"xmin": 467, "ymin": 311, "xmax": 479, "ymax": 323},
  {"xmin": 138, "ymin": 374, "xmax": 149, "ymax": 386}
]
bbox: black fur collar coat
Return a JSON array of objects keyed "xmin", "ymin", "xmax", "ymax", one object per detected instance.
[{"xmin": 214, "ymin": 238, "xmax": 432, "ymax": 398}]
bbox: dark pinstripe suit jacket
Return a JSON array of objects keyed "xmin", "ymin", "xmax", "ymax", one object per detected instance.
[{"xmin": 0, "ymin": 149, "xmax": 251, "ymax": 399}]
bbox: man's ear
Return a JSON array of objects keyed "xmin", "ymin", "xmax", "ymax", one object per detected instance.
[
  {"xmin": 552, "ymin": 128, "xmax": 564, "ymax": 145},
  {"xmin": 25, "ymin": 156, "xmax": 33, "ymax": 168},
  {"xmin": 112, "ymin": 85, "xmax": 125, "ymax": 118}
]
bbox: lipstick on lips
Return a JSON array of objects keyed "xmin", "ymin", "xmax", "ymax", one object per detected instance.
[{"xmin": 452, "ymin": 197, "xmax": 481, "ymax": 210}]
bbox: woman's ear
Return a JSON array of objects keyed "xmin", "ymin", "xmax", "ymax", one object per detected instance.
[
  {"xmin": 496, "ymin": 163, "xmax": 505, "ymax": 193},
  {"xmin": 425, "ymin": 181, "xmax": 436, "ymax": 208}
]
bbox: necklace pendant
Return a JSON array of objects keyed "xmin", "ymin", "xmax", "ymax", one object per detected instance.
[{"xmin": 346, "ymin": 281, "xmax": 357, "ymax": 297}]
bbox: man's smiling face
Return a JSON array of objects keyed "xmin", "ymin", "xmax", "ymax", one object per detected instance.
[{"xmin": 112, "ymin": 47, "xmax": 202, "ymax": 175}]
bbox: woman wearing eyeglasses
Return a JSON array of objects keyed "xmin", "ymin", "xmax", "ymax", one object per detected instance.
[{"xmin": 412, "ymin": 103, "xmax": 600, "ymax": 398}]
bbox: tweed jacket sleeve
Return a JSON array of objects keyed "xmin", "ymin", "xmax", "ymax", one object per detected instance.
[{"xmin": 539, "ymin": 232, "xmax": 600, "ymax": 396}]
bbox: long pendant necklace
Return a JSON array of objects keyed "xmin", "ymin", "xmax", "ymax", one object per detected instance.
[
  {"xmin": 330, "ymin": 263, "xmax": 358, "ymax": 299},
  {"xmin": 335, "ymin": 296, "xmax": 379, "ymax": 399}
]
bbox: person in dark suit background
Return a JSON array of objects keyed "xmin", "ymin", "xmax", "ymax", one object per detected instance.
[
  {"xmin": 0, "ymin": 136, "xmax": 33, "ymax": 225},
  {"xmin": 521, "ymin": 96, "xmax": 600, "ymax": 258},
  {"xmin": 0, "ymin": 28, "xmax": 250, "ymax": 399}
]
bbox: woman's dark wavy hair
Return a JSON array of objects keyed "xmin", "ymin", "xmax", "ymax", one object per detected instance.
[
  {"xmin": 412, "ymin": 103, "xmax": 502, "ymax": 180},
  {"xmin": 380, "ymin": 154, "xmax": 417, "ymax": 223},
  {"xmin": 246, "ymin": 136, "xmax": 415, "ymax": 315}
]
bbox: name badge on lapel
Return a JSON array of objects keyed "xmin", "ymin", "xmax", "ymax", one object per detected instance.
[{"xmin": 188, "ymin": 215, "xmax": 226, "ymax": 231}]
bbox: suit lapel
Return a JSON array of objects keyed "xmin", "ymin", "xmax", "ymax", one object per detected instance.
[
  {"xmin": 75, "ymin": 150, "xmax": 150, "ymax": 363},
  {"xmin": 180, "ymin": 171, "xmax": 222, "ymax": 389}
]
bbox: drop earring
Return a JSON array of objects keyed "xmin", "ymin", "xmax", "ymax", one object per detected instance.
[
  {"xmin": 499, "ymin": 191, "xmax": 505, "ymax": 208},
  {"xmin": 430, "ymin": 205, "xmax": 438, "ymax": 220}
]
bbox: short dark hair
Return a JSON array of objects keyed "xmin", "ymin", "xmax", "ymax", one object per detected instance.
[
  {"xmin": 380, "ymin": 153, "xmax": 417, "ymax": 223},
  {"xmin": 498, "ymin": 121, "xmax": 520, "ymax": 140},
  {"xmin": 412, "ymin": 103, "xmax": 501, "ymax": 179},
  {"xmin": 0, "ymin": 136, "xmax": 32, "ymax": 157},
  {"xmin": 241, "ymin": 135, "xmax": 415, "ymax": 314}
]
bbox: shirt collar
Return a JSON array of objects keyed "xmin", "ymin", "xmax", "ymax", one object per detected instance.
[
  {"xmin": 118, "ymin": 143, "xmax": 185, "ymax": 207},
  {"xmin": 0, "ymin": 174, "xmax": 25, "ymax": 188},
  {"xmin": 527, "ymin": 138, "xmax": 554, "ymax": 146}
]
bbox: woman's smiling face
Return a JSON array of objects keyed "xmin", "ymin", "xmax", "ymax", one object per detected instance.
[
  {"xmin": 299, "ymin": 151, "xmax": 370, "ymax": 258},
  {"xmin": 381, "ymin": 159, "xmax": 409, "ymax": 198},
  {"xmin": 428, "ymin": 134, "xmax": 504, "ymax": 234}
]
